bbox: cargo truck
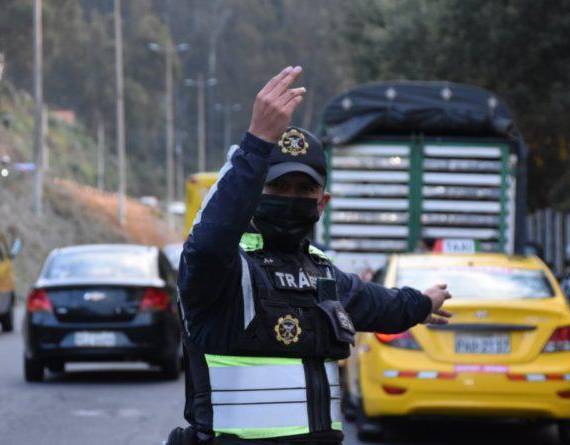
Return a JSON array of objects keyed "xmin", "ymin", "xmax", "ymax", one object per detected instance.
[{"xmin": 316, "ymin": 81, "xmax": 528, "ymax": 274}]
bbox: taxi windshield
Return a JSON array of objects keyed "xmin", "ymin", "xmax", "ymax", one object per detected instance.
[
  {"xmin": 45, "ymin": 250, "xmax": 157, "ymax": 281},
  {"xmin": 396, "ymin": 266, "xmax": 554, "ymax": 300}
]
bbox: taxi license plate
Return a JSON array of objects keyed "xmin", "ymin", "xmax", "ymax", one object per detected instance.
[
  {"xmin": 74, "ymin": 332, "xmax": 117, "ymax": 347},
  {"xmin": 455, "ymin": 333, "xmax": 510, "ymax": 354}
]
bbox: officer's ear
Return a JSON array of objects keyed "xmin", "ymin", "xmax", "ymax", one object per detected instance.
[{"xmin": 317, "ymin": 191, "xmax": 331, "ymax": 215}]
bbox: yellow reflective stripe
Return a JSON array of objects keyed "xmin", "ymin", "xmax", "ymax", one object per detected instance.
[
  {"xmin": 215, "ymin": 426, "xmax": 310, "ymax": 439},
  {"xmin": 332, "ymin": 421, "xmax": 343, "ymax": 431},
  {"xmin": 205, "ymin": 354, "xmax": 301, "ymax": 368}
]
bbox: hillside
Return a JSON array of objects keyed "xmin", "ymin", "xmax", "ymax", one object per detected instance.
[
  {"xmin": 0, "ymin": 177, "xmax": 180, "ymax": 297},
  {"xmin": 0, "ymin": 83, "xmax": 181, "ymax": 297}
]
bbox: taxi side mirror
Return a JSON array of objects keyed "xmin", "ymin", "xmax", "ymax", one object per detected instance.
[{"xmin": 9, "ymin": 238, "xmax": 22, "ymax": 258}]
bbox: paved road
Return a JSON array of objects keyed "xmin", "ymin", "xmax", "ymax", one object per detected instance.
[{"xmin": 0, "ymin": 307, "xmax": 561, "ymax": 444}]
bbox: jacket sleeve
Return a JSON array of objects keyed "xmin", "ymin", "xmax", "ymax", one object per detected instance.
[
  {"xmin": 177, "ymin": 132, "xmax": 274, "ymax": 308},
  {"xmin": 335, "ymin": 266, "xmax": 432, "ymax": 333}
]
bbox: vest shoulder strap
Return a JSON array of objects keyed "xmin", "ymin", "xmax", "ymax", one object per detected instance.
[
  {"xmin": 240, "ymin": 232, "xmax": 263, "ymax": 252},
  {"xmin": 308, "ymin": 245, "xmax": 332, "ymax": 262}
]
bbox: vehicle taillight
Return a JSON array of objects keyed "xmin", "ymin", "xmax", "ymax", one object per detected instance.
[
  {"xmin": 543, "ymin": 326, "xmax": 570, "ymax": 352},
  {"xmin": 140, "ymin": 288, "xmax": 170, "ymax": 311},
  {"xmin": 26, "ymin": 289, "xmax": 53, "ymax": 312},
  {"xmin": 375, "ymin": 331, "xmax": 422, "ymax": 350}
]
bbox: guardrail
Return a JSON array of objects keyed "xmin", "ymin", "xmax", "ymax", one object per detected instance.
[{"xmin": 527, "ymin": 209, "xmax": 570, "ymax": 277}]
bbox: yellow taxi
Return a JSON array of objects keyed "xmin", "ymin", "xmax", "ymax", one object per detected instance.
[
  {"xmin": 184, "ymin": 172, "xmax": 217, "ymax": 235},
  {"xmin": 0, "ymin": 229, "xmax": 21, "ymax": 332},
  {"xmin": 343, "ymin": 249, "xmax": 570, "ymax": 441}
]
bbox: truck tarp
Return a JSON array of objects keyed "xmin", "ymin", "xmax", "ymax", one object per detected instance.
[{"xmin": 320, "ymin": 81, "xmax": 525, "ymax": 156}]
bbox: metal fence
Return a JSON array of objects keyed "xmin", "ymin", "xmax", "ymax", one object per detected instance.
[{"xmin": 527, "ymin": 209, "xmax": 570, "ymax": 277}]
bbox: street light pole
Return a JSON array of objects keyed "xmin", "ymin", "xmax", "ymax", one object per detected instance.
[
  {"xmin": 185, "ymin": 75, "xmax": 216, "ymax": 172},
  {"xmin": 32, "ymin": 0, "xmax": 44, "ymax": 216},
  {"xmin": 215, "ymin": 103, "xmax": 241, "ymax": 152},
  {"xmin": 197, "ymin": 74, "xmax": 206, "ymax": 172},
  {"xmin": 165, "ymin": 44, "xmax": 174, "ymax": 228},
  {"xmin": 114, "ymin": 0, "xmax": 127, "ymax": 226}
]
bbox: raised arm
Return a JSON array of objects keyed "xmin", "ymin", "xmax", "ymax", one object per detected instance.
[{"xmin": 177, "ymin": 66, "xmax": 306, "ymax": 306}]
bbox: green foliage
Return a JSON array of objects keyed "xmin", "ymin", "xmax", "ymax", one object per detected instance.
[{"xmin": 343, "ymin": 0, "xmax": 570, "ymax": 208}]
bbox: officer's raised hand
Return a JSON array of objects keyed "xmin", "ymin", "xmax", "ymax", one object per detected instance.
[
  {"xmin": 422, "ymin": 283, "xmax": 453, "ymax": 325},
  {"xmin": 249, "ymin": 66, "xmax": 306, "ymax": 143}
]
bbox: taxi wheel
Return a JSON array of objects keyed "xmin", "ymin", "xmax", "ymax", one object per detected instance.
[
  {"xmin": 24, "ymin": 356, "xmax": 45, "ymax": 382},
  {"xmin": 0, "ymin": 307, "xmax": 14, "ymax": 332},
  {"xmin": 355, "ymin": 400, "xmax": 385, "ymax": 442},
  {"xmin": 558, "ymin": 420, "xmax": 570, "ymax": 444}
]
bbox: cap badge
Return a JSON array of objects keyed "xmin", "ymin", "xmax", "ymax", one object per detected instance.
[
  {"xmin": 279, "ymin": 128, "xmax": 308, "ymax": 157},
  {"xmin": 274, "ymin": 314, "xmax": 302, "ymax": 345}
]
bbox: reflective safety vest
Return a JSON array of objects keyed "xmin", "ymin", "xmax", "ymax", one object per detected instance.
[
  {"xmin": 205, "ymin": 354, "xmax": 342, "ymax": 439},
  {"xmin": 180, "ymin": 233, "xmax": 354, "ymax": 440}
]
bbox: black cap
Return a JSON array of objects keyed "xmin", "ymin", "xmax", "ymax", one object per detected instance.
[{"xmin": 266, "ymin": 126, "xmax": 327, "ymax": 186}]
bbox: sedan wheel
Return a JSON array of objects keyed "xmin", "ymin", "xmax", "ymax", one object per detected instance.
[
  {"xmin": 24, "ymin": 356, "xmax": 45, "ymax": 382},
  {"xmin": 0, "ymin": 306, "xmax": 14, "ymax": 332}
]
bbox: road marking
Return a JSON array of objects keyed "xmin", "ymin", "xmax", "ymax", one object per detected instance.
[{"xmin": 72, "ymin": 409, "xmax": 105, "ymax": 417}]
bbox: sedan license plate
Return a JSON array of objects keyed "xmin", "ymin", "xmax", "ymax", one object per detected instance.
[
  {"xmin": 455, "ymin": 333, "xmax": 510, "ymax": 354},
  {"xmin": 74, "ymin": 331, "xmax": 117, "ymax": 347}
]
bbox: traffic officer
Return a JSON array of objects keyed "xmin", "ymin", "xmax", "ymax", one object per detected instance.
[{"xmin": 168, "ymin": 66, "xmax": 452, "ymax": 445}]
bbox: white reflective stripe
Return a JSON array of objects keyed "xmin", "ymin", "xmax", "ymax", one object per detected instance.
[
  {"xmin": 325, "ymin": 361, "xmax": 340, "ymax": 387},
  {"xmin": 213, "ymin": 402, "xmax": 309, "ymax": 430},
  {"xmin": 209, "ymin": 363, "xmax": 306, "ymax": 391},
  {"xmin": 191, "ymin": 146, "xmax": 237, "ymax": 230},
  {"xmin": 175, "ymin": 287, "xmax": 191, "ymax": 336},
  {"xmin": 384, "ymin": 370, "xmax": 398, "ymax": 378},
  {"xmin": 565, "ymin": 374, "xmax": 570, "ymax": 381},
  {"xmin": 240, "ymin": 255, "xmax": 255, "ymax": 329},
  {"xmin": 330, "ymin": 398, "xmax": 342, "ymax": 423},
  {"xmin": 212, "ymin": 388, "xmax": 307, "ymax": 405},
  {"xmin": 329, "ymin": 385, "xmax": 341, "ymax": 402}
]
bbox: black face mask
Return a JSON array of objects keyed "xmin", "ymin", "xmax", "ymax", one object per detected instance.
[{"xmin": 253, "ymin": 195, "xmax": 320, "ymax": 251}]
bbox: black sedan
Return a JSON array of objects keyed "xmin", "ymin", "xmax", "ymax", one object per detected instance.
[{"xmin": 23, "ymin": 244, "xmax": 181, "ymax": 382}]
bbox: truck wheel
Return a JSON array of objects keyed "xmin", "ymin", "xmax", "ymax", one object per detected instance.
[
  {"xmin": 559, "ymin": 420, "xmax": 570, "ymax": 444},
  {"xmin": 24, "ymin": 356, "xmax": 45, "ymax": 382},
  {"xmin": 161, "ymin": 353, "xmax": 180, "ymax": 380},
  {"xmin": 0, "ymin": 307, "xmax": 14, "ymax": 332},
  {"xmin": 355, "ymin": 399, "xmax": 384, "ymax": 442}
]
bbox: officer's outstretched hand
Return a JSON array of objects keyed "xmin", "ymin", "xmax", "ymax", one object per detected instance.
[
  {"xmin": 422, "ymin": 283, "xmax": 453, "ymax": 325},
  {"xmin": 248, "ymin": 66, "xmax": 306, "ymax": 143}
]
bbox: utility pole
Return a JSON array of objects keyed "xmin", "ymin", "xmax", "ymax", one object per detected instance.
[
  {"xmin": 148, "ymin": 41, "xmax": 188, "ymax": 228},
  {"xmin": 175, "ymin": 142, "xmax": 184, "ymax": 201},
  {"xmin": 197, "ymin": 74, "xmax": 206, "ymax": 172},
  {"xmin": 96, "ymin": 116, "xmax": 105, "ymax": 191},
  {"xmin": 185, "ymin": 75, "xmax": 216, "ymax": 172},
  {"xmin": 165, "ymin": 44, "xmax": 175, "ymax": 228},
  {"xmin": 215, "ymin": 103, "xmax": 241, "ymax": 153},
  {"xmin": 32, "ymin": 0, "xmax": 44, "ymax": 216},
  {"xmin": 114, "ymin": 0, "xmax": 126, "ymax": 225}
]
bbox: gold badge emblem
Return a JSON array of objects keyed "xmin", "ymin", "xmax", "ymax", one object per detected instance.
[
  {"xmin": 279, "ymin": 128, "xmax": 308, "ymax": 156},
  {"xmin": 274, "ymin": 314, "xmax": 302, "ymax": 345}
]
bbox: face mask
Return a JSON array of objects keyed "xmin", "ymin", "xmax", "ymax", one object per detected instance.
[{"xmin": 253, "ymin": 195, "xmax": 320, "ymax": 251}]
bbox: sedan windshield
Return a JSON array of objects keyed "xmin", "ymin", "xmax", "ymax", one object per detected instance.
[
  {"xmin": 44, "ymin": 250, "xmax": 157, "ymax": 281},
  {"xmin": 396, "ymin": 266, "xmax": 554, "ymax": 300}
]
